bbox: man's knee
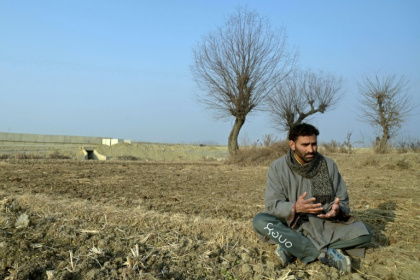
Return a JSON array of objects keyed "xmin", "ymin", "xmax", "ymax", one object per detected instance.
[
  {"xmin": 253, "ymin": 213, "xmax": 287, "ymax": 232},
  {"xmin": 359, "ymin": 224, "xmax": 373, "ymax": 246},
  {"xmin": 253, "ymin": 213, "xmax": 271, "ymax": 232},
  {"xmin": 366, "ymin": 225, "xmax": 373, "ymax": 240},
  {"xmin": 253, "ymin": 213, "xmax": 279, "ymax": 244},
  {"xmin": 361, "ymin": 231, "xmax": 373, "ymax": 245}
]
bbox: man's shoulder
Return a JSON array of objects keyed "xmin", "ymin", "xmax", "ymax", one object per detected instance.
[
  {"xmin": 320, "ymin": 154, "xmax": 337, "ymax": 165},
  {"xmin": 269, "ymin": 155, "xmax": 288, "ymax": 168}
]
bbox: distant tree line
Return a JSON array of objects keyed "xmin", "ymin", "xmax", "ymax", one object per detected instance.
[{"xmin": 191, "ymin": 7, "xmax": 415, "ymax": 155}]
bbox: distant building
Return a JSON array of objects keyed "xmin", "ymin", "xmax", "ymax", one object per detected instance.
[{"xmin": 102, "ymin": 138, "xmax": 132, "ymax": 146}]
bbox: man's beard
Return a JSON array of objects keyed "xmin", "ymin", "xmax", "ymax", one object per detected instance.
[{"xmin": 295, "ymin": 149, "xmax": 317, "ymax": 163}]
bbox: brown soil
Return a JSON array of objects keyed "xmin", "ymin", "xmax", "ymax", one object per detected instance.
[{"xmin": 0, "ymin": 152, "xmax": 419, "ymax": 279}]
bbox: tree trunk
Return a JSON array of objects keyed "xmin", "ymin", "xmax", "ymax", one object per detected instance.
[
  {"xmin": 379, "ymin": 129, "xmax": 389, "ymax": 153},
  {"xmin": 228, "ymin": 117, "xmax": 246, "ymax": 156}
]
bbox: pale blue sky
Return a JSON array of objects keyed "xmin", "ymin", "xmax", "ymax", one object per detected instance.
[{"xmin": 1, "ymin": 1, "xmax": 419, "ymax": 145}]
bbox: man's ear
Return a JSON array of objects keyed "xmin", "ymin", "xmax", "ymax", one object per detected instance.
[{"xmin": 289, "ymin": 140, "xmax": 295, "ymax": 151}]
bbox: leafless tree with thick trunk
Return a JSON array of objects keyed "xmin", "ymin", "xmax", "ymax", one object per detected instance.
[
  {"xmin": 191, "ymin": 7, "xmax": 297, "ymax": 156},
  {"xmin": 357, "ymin": 73, "xmax": 414, "ymax": 153},
  {"xmin": 267, "ymin": 69, "xmax": 344, "ymax": 132}
]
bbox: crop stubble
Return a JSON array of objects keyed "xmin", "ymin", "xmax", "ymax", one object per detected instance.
[{"xmin": 0, "ymin": 153, "xmax": 419, "ymax": 279}]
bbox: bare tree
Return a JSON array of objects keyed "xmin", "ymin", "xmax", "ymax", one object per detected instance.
[
  {"xmin": 191, "ymin": 7, "xmax": 297, "ymax": 156},
  {"xmin": 357, "ymin": 73, "xmax": 414, "ymax": 153},
  {"xmin": 268, "ymin": 69, "xmax": 345, "ymax": 132}
]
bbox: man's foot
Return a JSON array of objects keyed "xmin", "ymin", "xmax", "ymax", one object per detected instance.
[
  {"xmin": 319, "ymin": 249, "xmax": 351, "ymax": 274},
  {"xmin": 274, "ymin": 245, "xmax": 295, "ymax": 267}
]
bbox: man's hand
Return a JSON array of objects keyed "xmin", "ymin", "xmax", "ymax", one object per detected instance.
[
  {"xmin": 295, "ymin": 192, "xmax": 324, "ymax": 214},
  {"xmin": 317, "ymin": 198, "xmax": 340, "ymax": 219}
]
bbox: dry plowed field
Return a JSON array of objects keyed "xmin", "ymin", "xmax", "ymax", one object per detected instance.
[{"xmin": 0, "ymin": 153, "xmax": 419, "ymax": 279}]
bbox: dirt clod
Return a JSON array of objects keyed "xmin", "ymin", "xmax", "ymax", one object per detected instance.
[{"xmin": 14, "ymin": 213, "xmax": 30, "ymax": 228}]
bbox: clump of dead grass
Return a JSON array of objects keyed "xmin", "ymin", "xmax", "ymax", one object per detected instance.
[
  {"xmin": 321, "ymin": 140, "xmax": 348, "ymax": 154},
  {"xmin": 396, "ymin": 137, "xmax": 420, "ymax": 153},
  {"xmin": 48, "ymin": 150, "xmax": 71, "ymax": 159},
  {"xmin": 361, "ymin": 156, "xmax": 380, "ymax": 167},
  {"xmin": 226, "ymin": 140, "xmax": 289, "ymax": 166},
  {"xmin": 0, "ymin": 153, "xmax": 45, "ymax": 160},
  {"xmin": 115, "ymin": 155, "xmax": 139, "ymax": 161}
]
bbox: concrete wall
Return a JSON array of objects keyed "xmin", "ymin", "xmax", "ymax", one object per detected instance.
[
  {"xmin": 80, "ymin": 149, "xmax": 108, "ymax": 160},
  {"xmin": 0, "ymin": 132, "xmax": 104, "ymax": 145},
  {"xmin": 102, "ymin": 138, "xmax": 132, "ymax": 146}
]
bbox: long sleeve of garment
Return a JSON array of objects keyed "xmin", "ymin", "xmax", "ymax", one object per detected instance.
[
  {"xmin": 325, "ymin": 159, "xmax": 350, "ymax": 215},
  {"xmin": 265, "ymin": 156, "xmax": 351, "ymax": 218},
  {"xmin": 265, "ymin": 158, "xmax": 295, "ymax": 219}
]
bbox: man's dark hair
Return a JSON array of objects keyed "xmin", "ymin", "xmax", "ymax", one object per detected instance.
[{"xmin": 288, "ymin": 123, "xmax": 320, "ymax": 141}]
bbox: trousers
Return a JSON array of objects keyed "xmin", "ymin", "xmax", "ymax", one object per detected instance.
[{"xmin": 253, "ymin": 212, "xmax": 372, "ymax": 263}]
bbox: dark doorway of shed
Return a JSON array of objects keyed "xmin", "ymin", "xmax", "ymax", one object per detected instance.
[{"xmin": 86, "ymin": 150, "xmax": 94, "ymax": 160}]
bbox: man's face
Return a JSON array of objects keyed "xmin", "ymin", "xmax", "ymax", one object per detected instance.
[{"xmin": 290, "ymin": 134, "xmax": 318, "ymax": 164}]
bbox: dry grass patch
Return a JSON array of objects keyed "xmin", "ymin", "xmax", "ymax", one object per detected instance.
[
  {"xmin": 226, "ymin": 140, "xmax": 289, "ymax": 166},
  {"xmin": 0, "ymin": 156, "xmax": 419, "ymax": 279}
]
